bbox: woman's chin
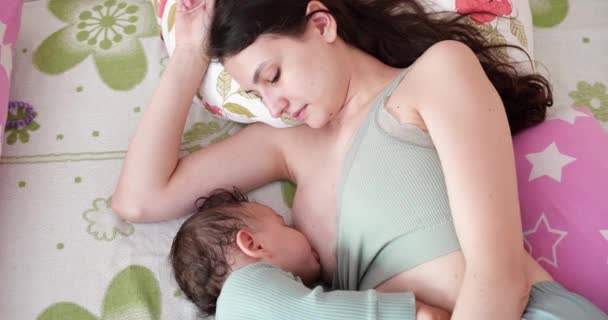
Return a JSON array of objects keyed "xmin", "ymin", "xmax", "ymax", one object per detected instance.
[{"xmin": 305, "ymin": 118, "xmax": 327, "ymax": 130}]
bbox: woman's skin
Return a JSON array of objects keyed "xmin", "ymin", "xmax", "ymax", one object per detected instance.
[{"xmin": 112, "ymin": 0, "xmax": 554, "ymax": 319}]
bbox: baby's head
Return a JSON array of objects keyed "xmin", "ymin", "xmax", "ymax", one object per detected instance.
[{"xmin": 170, "ymin": 187, "xmax": 321, "ymax": 315}]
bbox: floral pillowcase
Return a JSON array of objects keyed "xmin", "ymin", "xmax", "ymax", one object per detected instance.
[
  {"xmin": 0, "ymin": 0, "xmax": 23, "ymax": 155},
  {"xmin": 151, "ymin": 0, "xmax": 535, "ymax": 127}
]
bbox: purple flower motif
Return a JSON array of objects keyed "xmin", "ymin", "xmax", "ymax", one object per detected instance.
[
  {"xmin": 7, "ymin": 101, "xmax": 36, "ymax": 130},
  {"xmin": 5, "ymin": 100, "xmax": 40, "ymax": 145}
]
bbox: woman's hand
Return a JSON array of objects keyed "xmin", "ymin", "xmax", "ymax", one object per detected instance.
[
  {"xmin": 174, "ymin": 0, "xmax": 215, "ymax": 56},
  {"xmin": 416, "ymin": 301, "xmax": 451, "ymax": 320}
]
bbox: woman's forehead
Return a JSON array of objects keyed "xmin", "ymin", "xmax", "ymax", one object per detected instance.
[
  {"xmin": 225, "ymin": 35, "xmax": 305, "ymax": 79},
  {"xmin": 223, "ymin": 38, "xmax": 278, "ymax": 82}
]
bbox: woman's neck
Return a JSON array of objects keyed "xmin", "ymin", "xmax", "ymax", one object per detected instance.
[{"xmin": 328, "ymin": 47, "xmax": 401, "ymax": 130}]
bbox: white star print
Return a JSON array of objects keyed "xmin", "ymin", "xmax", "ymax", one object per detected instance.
[
  {"xmin": 524, "ymin": 213, "xmax": 568, "ymax": 268},
  {"xmin": 601, "ymin": 230, "xmax": 608, "ymax": 265},
  {"xmin": 546, "ymin": 106, "xmax": 590, "ymax": 124},
  {"xmin": 0, "ymin": 21, "xmax": 5, "ymax": 42},
  {"xmin": 526, "ymin": 142, "xmax": 576, "ymax": 182},
  {"xmin": 0, "ymin": 21, "xmax": 12, "ymax": 76}
]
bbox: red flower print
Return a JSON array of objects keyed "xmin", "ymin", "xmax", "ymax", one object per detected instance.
[
  {"xmin": 455, "ymin": 0, "xmax": 513, "ymax": 24},
  {"xmin": 158, "ymin": 0, "xmax": 169, "ymax": 18},
  {"xmin": 204, "ymin": 103, "xmax": 224, "ymax": 117}
]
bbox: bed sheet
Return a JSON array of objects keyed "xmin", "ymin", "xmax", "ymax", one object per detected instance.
[{"xmin": 1, "ymin": 0, "xmax": 606, "ymax": 319}]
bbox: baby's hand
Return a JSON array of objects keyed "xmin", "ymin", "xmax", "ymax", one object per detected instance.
[
  {"xmin": 416, "ymin": 301, "xmax": 451, "ymax": 320},
  {"xmin": 174, "ymin": 0, "xmax": 215, "ymax": 56}
]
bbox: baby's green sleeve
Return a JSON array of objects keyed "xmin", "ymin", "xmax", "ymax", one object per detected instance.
[{"xmin": 216, "ymin": 263, "xmax": 415, "ymax": 320}]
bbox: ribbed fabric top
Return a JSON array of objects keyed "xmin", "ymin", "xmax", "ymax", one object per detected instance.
[{"xmin": 333, "ymin": 68, "xmax": 461, "ymax": 291}]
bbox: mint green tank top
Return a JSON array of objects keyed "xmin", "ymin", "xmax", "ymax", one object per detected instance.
[{"xmin": 333, "ymin": 68, "xmax": 461, "ymax": 291}]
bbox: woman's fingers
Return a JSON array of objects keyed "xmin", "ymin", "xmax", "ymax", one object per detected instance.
[
  {"xmin": 205, "ymin": 0, "xmax": 216, "ymax": 13},
  {"xmin": 179, "ymin": 0, "xmax": 212, "ymax": 14},
  {"xmin": 176, "ymin": 0, "xmax": 186, "ymax": 12},
  {"xmin": 177, "ymin": 0, "xmax": 205, "ymax": 12}
]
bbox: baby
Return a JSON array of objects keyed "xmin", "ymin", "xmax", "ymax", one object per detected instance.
[
  {"xmin": 170, "ymin": 187, "xmax": 321, "ymax": 315},
  {"xmin": 170, "ymin": 188, "xmax": 448, "ymax": 319}
]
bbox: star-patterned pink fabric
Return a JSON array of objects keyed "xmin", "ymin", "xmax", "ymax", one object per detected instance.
[
  {"xmin": 0, "ymin": 0, "xmax": 23, "ymax": 155},
  {"xmin": 513, "ymin": 106, "xmax": 608, "ymax": 313}
]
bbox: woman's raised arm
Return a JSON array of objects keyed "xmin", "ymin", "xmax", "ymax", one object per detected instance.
[{"xmin": 112, "ymin": 0, "xmax": 288, "ymax": 222}]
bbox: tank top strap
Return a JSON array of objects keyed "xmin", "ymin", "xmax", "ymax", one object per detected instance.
[{"xmin": 381, "ymin": 68, "xmax": 410, "ymax": 100}]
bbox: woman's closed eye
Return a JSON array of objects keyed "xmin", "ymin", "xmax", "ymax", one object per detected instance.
[
  {"xmin": 244, "ymin": 69, "xmax": 280, "ymax": 99},
  {"xmin": 270, "ymin": 69, "xmax": 281, "ymax": 85}
]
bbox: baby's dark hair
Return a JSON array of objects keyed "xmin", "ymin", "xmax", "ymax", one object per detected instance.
[{"xmin": 169, "ymin": 187, "xmax": 250, "ymax": 316}]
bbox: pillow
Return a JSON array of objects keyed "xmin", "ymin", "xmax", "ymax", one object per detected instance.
[
  {"xmin": 0, "ymin": 0, "xmax": 23, "ymax": 155},
  {"xmin": 428, "ymin": 0, "xmax": 534, "ymax": 63},
  {"xmin": 513, "ymin": 105, "xmax": 608, "ymax": 313},
  {"xmin": 155, "ymin": 0, "xmax": 535, "ymax": 127}
]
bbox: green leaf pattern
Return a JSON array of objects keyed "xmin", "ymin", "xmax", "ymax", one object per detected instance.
[
  {"xmin": 216, "ymin": 70, "xmax": 232, "ymax": 100},
  {"xmin": 509, "ymin": 18, "xmax": 528, "ymax": 49},
  {"xmin": 224, "ymin": 103, "xmax": 256, "ymax": 118},
  {"xmin": 167, "ymin": 4, "xmax": 176, "ymax": 32},
  {"xmin": 38, "ymin": 303, "xmax": 98, "ymax": 320},
  {"xmin": 37, "ymin": 266, "xmax": 161, "ymax": 320},
  {"xmin": 183, "ymin": 121, "xmax": 222, "ymax": 144},
  {"xmin": 476, "ymin": 21, "xmax": 509, "ymax": 63}
]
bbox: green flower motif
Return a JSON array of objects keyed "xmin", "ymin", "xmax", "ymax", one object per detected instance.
[
  {"xmin": 37, "ymin": 265, "xmax": 161, "ymax": 320},
  {"xmin": 5, "ymin": 101, "xmax": 40, "ymax": 145},
  {"xmin": 569, "ymin": 81, "xmax": 608, "ymax": 122},
  {"xmin": 83, "ymin": 197, "xmax": 134, "ymax": 241},
  {"xmin": 530, "ymin": 0, "xmax": 569, "ymax": 28},
  {"xmin": 34, "ymin": 0, "xmax": 158, "ymax": 91}
]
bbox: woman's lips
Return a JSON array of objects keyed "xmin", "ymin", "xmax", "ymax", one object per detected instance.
[{"xmin": 294, "ymin": 105, "xmax": 308, "ymax": 121}]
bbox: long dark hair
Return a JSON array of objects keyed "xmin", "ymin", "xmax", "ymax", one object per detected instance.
[{"xmin": 209, "ymin": 0, "xmax": 553, "ymax": 135}]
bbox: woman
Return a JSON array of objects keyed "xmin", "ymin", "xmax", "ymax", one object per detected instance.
[{"xmin": 112, "ymin": 0, "xmax": 607, "ymax": 318}]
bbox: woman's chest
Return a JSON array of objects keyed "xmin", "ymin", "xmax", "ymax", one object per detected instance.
[
  {"xmin": 286, "ymin": 127, "xmax": 357, "ymax": 282},
  {"xmin": 290, "ymin": 153, "xmax": 342, "ymax": 282}
]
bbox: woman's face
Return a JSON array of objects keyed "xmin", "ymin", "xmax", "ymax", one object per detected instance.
[{"xmin": 223, "ymin": 26, "xmax": 349, "ymax": 128}]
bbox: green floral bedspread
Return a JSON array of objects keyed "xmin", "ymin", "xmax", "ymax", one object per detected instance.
[{"xmin": 0, "ymin": 0, "xmax": 606, "ymax": 319}]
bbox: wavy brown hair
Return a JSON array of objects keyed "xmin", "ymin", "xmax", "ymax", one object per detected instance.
[
  {"xmin": 169, "ymin": 187, "xmax": 250, "ymax": 316},
  {"xmin": 209, "ymin": 0, "xmax": 553, "ymax": 134}
]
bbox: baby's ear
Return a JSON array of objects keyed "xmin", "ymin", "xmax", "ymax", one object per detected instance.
[{"xmin": 235, "ymin": 230, "xmax": 267, "ymax": 259}]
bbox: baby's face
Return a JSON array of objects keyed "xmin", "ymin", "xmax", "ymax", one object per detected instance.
[{"xmin": 246, "ymin": 203, "xmax": 321, "ymax": 285}]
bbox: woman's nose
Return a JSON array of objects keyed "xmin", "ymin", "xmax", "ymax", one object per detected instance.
[{"xmin": 266, "ymin": 94, "xmax": 289, "ymax": 118}]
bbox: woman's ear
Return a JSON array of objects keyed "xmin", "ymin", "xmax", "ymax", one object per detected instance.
[
  {"xmin": 235, "ymin": 230, "xmax": 267, "ymax": 259},
  {"xmin": 305, "ymin": 1, "xmax": 337, "ymax": 43}
]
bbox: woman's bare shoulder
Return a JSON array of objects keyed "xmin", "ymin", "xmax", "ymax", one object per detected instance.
[{"xmin": 389, "ymin": 40, "xmax": 485, "ymax": 123}]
